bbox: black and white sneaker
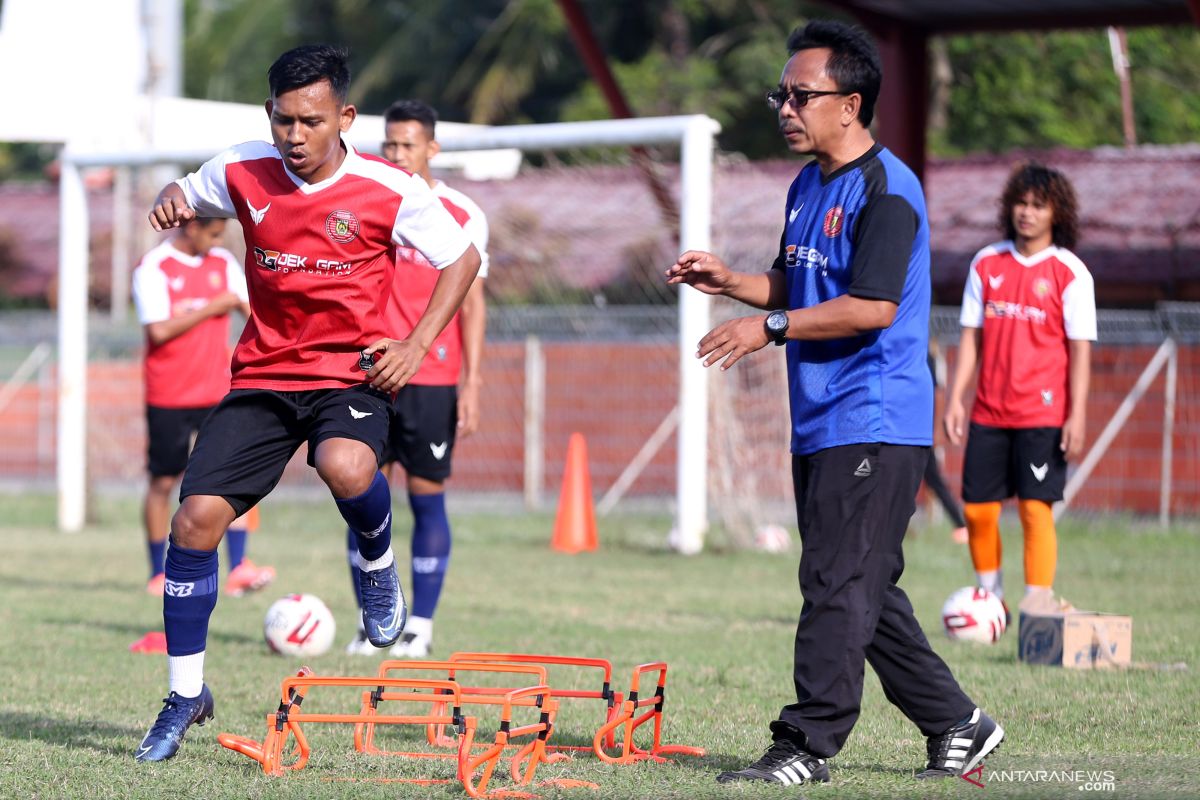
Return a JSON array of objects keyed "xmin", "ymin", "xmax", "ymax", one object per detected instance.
[
  {"xmin": 916, "ymin": 708, "xmax": 1004, "ymax": 779},
  {"xmin": 716, "ymin": 739, "xmax": 830, "ymax": 786}
]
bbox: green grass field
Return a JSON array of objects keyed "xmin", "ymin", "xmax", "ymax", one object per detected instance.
[{"xmin": 1, "ymin": 493, "xmax": 1197, "ymax": 799}]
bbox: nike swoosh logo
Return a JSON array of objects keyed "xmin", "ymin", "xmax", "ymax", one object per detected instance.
[
  {"xmin": 789, "ymin": 204, "xmax": 803, "ymax": 223},
  {"xmin": 349, "ymin": 406, "xmax": 372, "ymax": 420},
  {"xmin": 136, "ymin": 744, "xmax": 153, "ymax": 760}
]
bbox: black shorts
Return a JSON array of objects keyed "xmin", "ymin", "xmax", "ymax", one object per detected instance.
[
  {"xmin": 179, "ymin": 386, "xmax": 392, "ymax": 515},
  {"xmin": 383, "ymin": 384, "xmax": 458, "ymax": 483},
  {"xmin": 146, "ymin": 404, "xmax": 217, "ymax": 477},
  {"xmin": 961, "ymin": 422, "xmax": 1067, "ymax": 503}
]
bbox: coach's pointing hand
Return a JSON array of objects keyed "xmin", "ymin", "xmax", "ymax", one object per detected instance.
[
  {"xmin": 148, "ymin": 184, "xmax": 196, "ymax": 231},
  {"xmin": 666, "ymin": 250, "xmax": 739, "ymax": 296}
]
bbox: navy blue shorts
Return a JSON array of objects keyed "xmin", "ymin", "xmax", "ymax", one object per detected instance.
[
  {"xmin": 383, "ymin": 384, "xmax": 458, "ymax": 483},
  {"xmin": 180, "ymin": 386, "xmax": 391, "ymax": 515},
  {"xmin": 961, "ymin": 422, "xmax": 1067, "ymax": 503},
  {"xmin": 146, "ymin": 404, "xmax": 216, "ymax": 477}
]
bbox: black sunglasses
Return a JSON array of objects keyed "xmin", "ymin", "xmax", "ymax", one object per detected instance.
[{"xmin": 766, "ymin": 87, "xmax": 846, "ymax": 110}]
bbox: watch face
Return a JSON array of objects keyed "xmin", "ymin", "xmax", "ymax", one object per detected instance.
[{"xmin": 768, "ymin": 311, "xmax": 788, "ymax": 334}]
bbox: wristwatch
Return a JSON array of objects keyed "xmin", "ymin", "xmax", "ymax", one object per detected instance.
[{"xmin": 765, "ymin": 310, "xmax": 789, "ymax": 345}]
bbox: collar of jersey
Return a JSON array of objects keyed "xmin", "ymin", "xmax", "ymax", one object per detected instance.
[
  {"xmin": 279, "ymin": 140, "xmax": 357, "ymax": 194},
  {"xmin": 164, "ymin": 241, "xmax": 205, "ymax": 268},
  {"xmin": 1003, "ymin": 240, "xmax": 1059, "ymax": 268}
]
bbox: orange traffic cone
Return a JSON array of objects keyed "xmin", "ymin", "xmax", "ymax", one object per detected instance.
[{"xmin": 552, "ymin": 432, "xmax": 598, "ymax": 553}]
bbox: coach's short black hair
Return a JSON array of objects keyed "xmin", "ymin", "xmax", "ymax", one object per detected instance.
[
  {"xmin": 384, "ymin": 99, "xmax": 438, "ymax": 139},
  {"xmin": 786, "ymin": 20, "xmax": 882, "ymax": 127},
  {"xmin": 268, "ymin": 45, "xmax": 351, "ymax": 104}
]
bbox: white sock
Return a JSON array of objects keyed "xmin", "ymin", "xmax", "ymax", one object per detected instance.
[
  {"xmin": 355, "ymin": 547, "xmax": 394, "ymax": 573},
  {"xmin": 977, "ymin": 569, "xmax": 1003, "ymax": 599},
  {"xmin": 168, "ymin": 652, "xmax": 206, "ymax": 698},
  {"xmin": 1025, "ymin": 585, "xmax": 1053, "ymax": 598},
  {"xmin": 405, "ymin": 615, "xmax": 433, "ymax": 641}
]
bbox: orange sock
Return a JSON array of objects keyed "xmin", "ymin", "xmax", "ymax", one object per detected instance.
[
  {"xmin": 1019, "ymin": 499, "xmax": 1057, "ymax": 589},
  {"xmin": 964, "ymin": 501, "xmax": 1002, "ymax": 572}
]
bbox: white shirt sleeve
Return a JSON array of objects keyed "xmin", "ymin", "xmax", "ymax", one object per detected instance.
[
  {"xmin": 132, "ymin": 259, "xmax": 170, "ymax": 325},
  {"xmin": 175, "ymin": 146, "xmax": 247, "ymax": 219},
  {"xmin": 1060, "ymin": 251, "xmax": 1097, "ymax": 341},
  {"xmin": 216, "ymin": 248, "xmax": 249, "ymax": 303},
  {"xmin": 449, "ymin": 192, "xmax": 490, "ymax": 279},
  {"xmin": 391, "ymin": 175, "xmax": 473, "ymax": 269},
  {"xmin": 959, "ymin": 251, "xmax": 986, "ymax": 329}
]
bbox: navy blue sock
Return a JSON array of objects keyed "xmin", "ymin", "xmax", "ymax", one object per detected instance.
[
  {"xmin": 163, "ymin": 541, "xmax": 219, "ymax": 657},
  {"xmin": 346, "ymin": 525, "xmax": 363, "ymax": 609},
  {"xmin": 225, "ymin": 527, "xmax": 247, "ymax": 571},
  {"xmin": 148, "ymin": 539, "xmax": 167, "ymax": 578},
  {"xmin": 409, "ymin": 492, "xmax": 451, "ymax": 619},
  {"xmin": 335, "ymin": 471, "xmax": 392, "ymax": 562}
]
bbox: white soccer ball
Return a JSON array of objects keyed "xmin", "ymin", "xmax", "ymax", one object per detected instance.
[
  {"xmin": 754, "ymin": 523, "xmax": 792, "ymax": 553},
  {"xmin": 941, "ymin": 586, "xmax": 1007, "ymax": 644},
  {"xmin": 263, "ymin": 593, "xmax": 336, "ymax": 657}
]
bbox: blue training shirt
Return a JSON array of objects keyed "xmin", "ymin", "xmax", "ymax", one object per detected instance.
[{"xmin": 770, "ymin": 143, "xmax": 932, "ymax": 455}]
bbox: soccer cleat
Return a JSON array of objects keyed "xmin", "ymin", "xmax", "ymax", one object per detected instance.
[
  {"xmin": 135, "ymin": 685, "xmax": 215, "ymax": 762},
  {"xmin": 146, "ymin": 573, "xmax": 166, "ymax": 597},
  {"xmin": 357, "ymin": 561, "xmax": 407, "ymax": 648},
  {"xmin": 716, "ymin": 739, "xmax": 830, "ymax": 785},
  {"xmin": 224, "ymin": 559, "xmax": 276, "ymax": 597},
  {"xmin": 389, "ymin": 631, "xmax": 432, "ymax": 659},
  {"xmin": 915, "ymin": 708, "xmax": 1004, "ymax": 779}
]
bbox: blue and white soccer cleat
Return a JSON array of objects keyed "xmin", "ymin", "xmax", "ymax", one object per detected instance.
[
  {"xmin": 357, "ymin": 561, "xmax": 407, "ymax": 648},
  {"xmin": 135, "ymin": 684, "xmax": 215, "ymax": 762}
]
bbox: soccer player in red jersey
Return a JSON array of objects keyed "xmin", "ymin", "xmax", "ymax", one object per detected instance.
[
  {"xmin": 132, "ymin": 218, "xmax": 274, "ymax": 600},
  {"xmin": 944, "ymin": 163, "xmax": 1096, "ymax": 615},
  {"xmin": 135, "ymin": 45, "xmax": 481, "ymax": 763},
  {"xmin": 344, "ymin": 100, "xmax": 489, "ymax": 659}
]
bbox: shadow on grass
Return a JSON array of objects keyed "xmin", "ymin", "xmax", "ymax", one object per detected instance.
[
  {"xmin": 44, "ymin": 619, "xmax": 260, "ymax": 647},
  {"xmin": 0, "ymin": 709, "xmax": 143, "ymax": 756}
]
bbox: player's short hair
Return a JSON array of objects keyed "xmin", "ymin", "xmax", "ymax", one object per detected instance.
[
  {"xmin": 786, "ymin": 20, "xmax": 882, "ymax": 127},
  {"xmin": 999, "ymin": 162, "xmax": 1080, "ymax": 250},
  {"xmin": 268, "ymin": 45, "xmax": 351, "ymax": 104},
  {"xmin": 384, "ymin": 100, "xmax": 438, "ymax": 139}
]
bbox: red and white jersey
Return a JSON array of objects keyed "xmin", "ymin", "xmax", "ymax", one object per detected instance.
[
  {"xmin": 386, "ymin": 180, "xmax": 489, "ymax": 386},
  {"xmin": 175, "ymin": 141, "xmax": 473, "ymax": 390},
  {"xmin": 960, "ymin": 241, "xmax": 1097, "ymax": 427},
  {"xmin": 132, "ymin": 240, "xmax": 248, "ymax": 408}
]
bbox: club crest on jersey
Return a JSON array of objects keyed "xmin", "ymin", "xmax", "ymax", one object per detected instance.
[
  {"xmin": 208, "ymin": 272, "xmax": 223, "ymax": 289},
  {"xmin": 1033, "ymin": 277, "xmax": 1052, "ymax": 298},
  {"xmin": 823, "ymin": 206, "xmax": 844, "ymax": 238},
  {"xmin": 326, "ymin": 210, "xmax": 360, "ymax": 244}
]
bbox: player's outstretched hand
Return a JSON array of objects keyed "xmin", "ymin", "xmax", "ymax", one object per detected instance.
[
  {"xmin": 697, "ymin": 315, "xmax": 770, "ymax": 371},
  {"xmin": 148, "ymin": 184, "xmax": 195, "ymax": 231},
  {"xmin": 943, "ymin": 399, "xmax": 968, "ymax": 447},
  {"xmin": 362, "ymin": 338, "xmax": 426, "ymax": 393},
  {"xmin": 666, "ymin": 250, "xmax": 738, "ymax": 296}
]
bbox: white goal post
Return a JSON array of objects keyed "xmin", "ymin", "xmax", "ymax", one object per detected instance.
[{"xmin": 56, "ymin": 114, "xmax": 721, "ymax": 552}]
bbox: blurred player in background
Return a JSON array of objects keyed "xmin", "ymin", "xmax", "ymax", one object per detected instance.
[
  {"xmin": 134, "ymin": 44, "xmax": 480, "ymax": 763},
  {"xmin": 944, "ymin": 162, "xmax": 1095, "ymax": 614},
  {"xmin": 131, "ymin": 218, "xmax": 275, "ymax": 599},
  {"xmin": 667, "ymin": 19, "xmax": 1002, "ymax": 787},
  {"xmin": 344, "ymin": 99, "xmax": 489, "ymax": 659},
  {"xmin": 923, "ymin": 340, "xmax": 969, "ymax": 543}
]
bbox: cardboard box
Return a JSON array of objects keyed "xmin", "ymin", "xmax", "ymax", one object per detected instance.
[{"xmin": 1018, "ymin": 610, "xmax": 1132, "ymax": 669}]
